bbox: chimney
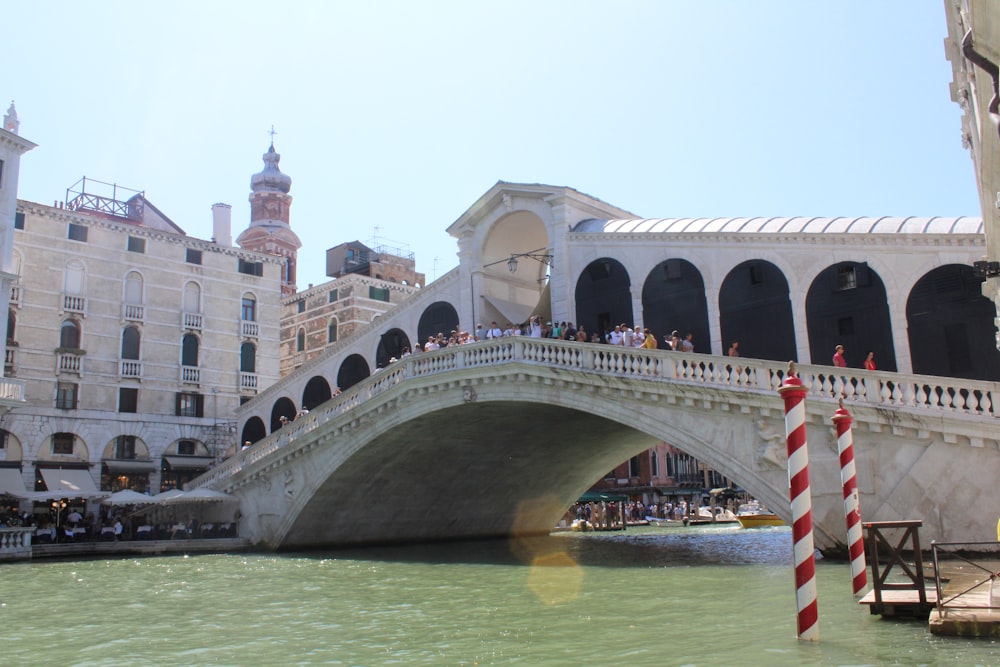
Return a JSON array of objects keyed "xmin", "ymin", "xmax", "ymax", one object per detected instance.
[{"xmin": 212, "ymin": 203, "xmax": 232, "ymax": 247}]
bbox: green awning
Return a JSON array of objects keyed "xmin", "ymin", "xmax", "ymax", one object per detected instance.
[{"xmin": 577, "ymin": 491, "xmax": 628, "ymax": 503}]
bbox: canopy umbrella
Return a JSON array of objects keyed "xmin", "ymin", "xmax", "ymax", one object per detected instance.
[
  {"xmin": 152, "ymin": 489, "xmax": 188, "ymax": 503},
  {"xmin": 101, "ymin": 489, "xmax": 156, "ymax": 506}
]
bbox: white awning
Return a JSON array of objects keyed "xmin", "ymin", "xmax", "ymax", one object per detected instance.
[
  {"xmin": 0, "ymin": 468, "xmax": 28, "ymax": 498},
  {"xmin": 163, "ymin": 456, "xmax": 214, "ymax": 471},
  {"xmin": 37, "ymin": 467, "xmax": 106, "ymax": 499}
]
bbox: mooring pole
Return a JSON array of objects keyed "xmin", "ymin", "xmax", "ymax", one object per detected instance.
[
  {"xmin": 832, "ymin": 400, "xmax": 867, "ymax": 596},
  {"xmin": 778, "ymin": 361, "xmax": 819, "ymax": 641}
]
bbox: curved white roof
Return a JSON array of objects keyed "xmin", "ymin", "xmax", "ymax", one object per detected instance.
[{"xmin": 571, "ymin": 216, "xmax": 984, "ymax": 235}]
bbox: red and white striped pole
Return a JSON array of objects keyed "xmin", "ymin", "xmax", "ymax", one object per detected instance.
[
  {"xmin": 833, "ymin": 400, "xmax": 866, "ymax": 596},
  {"xmin": 778, "ymin": 362, "xmax": 819, "ymax": 641}
]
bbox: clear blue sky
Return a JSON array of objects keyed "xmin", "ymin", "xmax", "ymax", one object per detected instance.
[{"xmin": 5, "ymin": 1, "xmax": 977, "ymax": 287}]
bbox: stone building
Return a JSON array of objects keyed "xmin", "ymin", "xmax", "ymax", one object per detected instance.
[{"xmin": 2, "ymin": 145, "xmax": 283, "ymax": 499}]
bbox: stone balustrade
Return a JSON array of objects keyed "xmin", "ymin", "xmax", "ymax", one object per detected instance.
[{"xmin": 0, "ymin": 527, "xmax": 33, "ymax": 561}]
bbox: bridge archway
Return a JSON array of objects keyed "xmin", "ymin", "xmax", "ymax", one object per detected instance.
[
  {"xmin": 337, "ymin": 354, "xmax": 371, "ymax": 391},
  {"xmin": 480, "ymin": 211, "xmax": 550, "ymax": 326},
  {"xmin": 376, "ymin": 328, "xmax": 411, "ymax": 369},
  {"xmin": 576, "ymin": 258, "xmax": 632, "ymax": 340},
  {"xmin": 241, "ymin": 417, "xmax": 266, "ymax": 446},
  {"xmin": 641, "ymin": 258, "xmax": 710, "ymax": 351},
  {"xmin": 302, "ymin": 376, "xmax": 332, "ymax": 411},
  {"xmin": 907, "ymin": 264, "xmax": 1000, "ymax": 380},
  {"xmin": 270, "ymin": 397, "xmax": 297, "ymax": 432},
  {"xmin": 418, "ymin": 302, "xmax": 460, "ymax": 347},
  {"xmin": 806, "ymin": 261, "xmax": 896, "ymax": 370},
  {"xmin": 719, "ymin": 260, "xmax": 796, "ymax": 361}
]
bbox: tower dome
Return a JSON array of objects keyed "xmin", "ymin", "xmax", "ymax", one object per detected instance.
[{"xmin": 250, "ymin": 144, "xmax": 292, "ymax": 194}]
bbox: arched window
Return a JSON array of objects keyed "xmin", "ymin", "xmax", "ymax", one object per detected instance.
[
  {"xmin": 124, "ymin": 271, "xmax": 143, "ymax": 305},
  {"xmin": 296, "ymin": 328, "xmax": 305, "ymax": 352},
  {"xmin": 183, "ymin": 281, "xmax": 201, "ymax": 314},
  {"xmin": 60, "ymin": 320, "xmax": 81, "ymax": 349},
  {"xmin": 64, "ymin": 260, "xmax": 85, "ymax": 295},
  {"xmin": 6, "ymin": 309, "xmax": 14, "ymax": 342},
  {"xmin": 327, "ymin": 319, "xmax": 338, "ymax": 344},
  {"xmin": 121, "ymin": 326, "xmax": 141, "ymax": 360},
  {"xmin": 240, "ymin": 341, "xmax": 256, "ymax": 373},
  {"xmin": 181, "ymin": 333, "xmax": 199, "ymax": 367},
  {"xmin": 241, "ymin": 294, "xmax": 257, "ymax": 322}
]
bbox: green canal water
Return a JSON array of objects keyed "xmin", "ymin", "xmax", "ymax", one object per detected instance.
[{"xmin": 2, "ymin": 525, "xmax": 998, "ymax": 666}]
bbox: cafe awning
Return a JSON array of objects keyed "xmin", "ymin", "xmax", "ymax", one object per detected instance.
[
  {"xmin": 0, "ymin": 467, "xmax": 28, "ymax": 498},
  {"xmin": 36, "ymin": 467, "xmax": 107, "ymax": 500},
  {"xmin": 102, "ymin": 459, "xmax": 157, "ymax": 473},
  {"xmin": 163, "ymin": 456, "xmax": 214, "ymax": 471}
]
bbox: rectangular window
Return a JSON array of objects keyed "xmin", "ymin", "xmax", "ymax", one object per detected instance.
[
  {"xmin": 650, "ymin": 452, "xmax": 659, "ymax": 478},
  {"xmin": 238, "ymin": 258, "xmax": 263, "ymax": 276},
  {"xmin": 186, "ymin": 248, "xmax": 202, "ymax": 265},
  {"xmin": 328, "ymin": 289, "xmax": 338, "ymax": 303},
  {"xmin": 55, "ymin": 382, "xmax": 79, "ymax": 410},
  {"xmin": 628, "ymin": 456, "xmax": 641, "ymax": 478},
  {"xmin": 119, "ymin": 387, "xmax": 138, "ymax": 413},
  {"xmin": 52, "ymin": 433, "xmax": 74, "ymax": 455},
  {"xmin": 297, "ymin": 300, "xmax": 306, "ymax": 313},
  {"xmin": 14, "ymin": 211, "xmax": 24, "ymax": 230},
  {"xmin": 0, "ymin": 159, "xmax": 4, "ymax": 188},
  {"xmin": 177, "ymin": 440, "xmax": 196, "ymax": 456},
  {"xmin": 241, "ymin": 297, "xmax": 256, "ymax": 321},
  {"xmin": 68, "ymin": 223, "xmax": 88, "ymax": 242},
  {"xmin": 175, "ymin": 392, "xmax": 204, "ymax": 417},
  {"xmin": 837, "ymin": 265, "xmax": 857, "ymax": 290},
  {"xmin": 127, "ymin": 236, "xmax": 146, "ymax": 253},
  {"xmin": 115, "ymin": 435, "xmax": 137, "ymax": 460},
  {"xmin": 368, "ymin": 286, "xmax": 390, "ymax": 302}
]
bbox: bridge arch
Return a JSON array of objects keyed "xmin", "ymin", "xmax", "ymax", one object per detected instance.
[
  {"xmin": 270, "ymin": 396, "xmax": 297, "ymax": 432},
  {"xmin": 302, "ymin": 376, "xmax": 332, "ymax": 410},
  {"xmin": 805, "ymin": 261, "xmax": 896, "ymax": 370},
  {"xmin": 576, "ymin": 258, "xmax": 632, "ymax": 339},
  {"xmin": 906, "ymin": 264, "xmax": 1000, "ymax": 380},
  {"xmin": 376, "ymin": 328, "xmax": 411, "ymax": 368},
  {"xmin": 337, "ymin": 354, "xmax": 371, "ymax": 391},
  {"xmin": 418, "ymin": 302, "xmax": 459, "ymax": 346},
  {"xmin": 479, "ymin": 210, "xmax": 550, "ymax": 327},
  {"xmin": 719, "ymin": 259, "xmax": 795, "ymax": 362},
  {"xmin": 641, "ymin": 258, "xmax": 710, "ymax": 351}
]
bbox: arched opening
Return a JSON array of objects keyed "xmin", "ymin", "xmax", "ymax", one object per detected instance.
[
  {"xmin": 271, "ymin": 397, "xmax": 298, "ymax": 432},
  {"xmin": 121, "ymin": 326, "xmax": 141, "ymax": 360},
  {"xmin": 327, "ymin": 318, "xmax": 338, "ymax": 344},
  {"xmin": 718, "ymin": 260, "xmax": 796, "ymax": 361},
  {"xmin": 479, "ymin": 210, "xmax": 551, "ymax": 328},
  {"xmin": 296, "ymin": 328, "xmax": 305, "ymax": 352},
  {"xmin": 240, "ymin": 341, "xmax": 256, "ymax": 373},
  {"xmin": 241, "ymin": 417, "xmax": 267, "ymax": 448},
  {"xmin": 805, "ymin": 262, "xmax": 896, "ymax": 370},
  {"xmin": 302, "ymin": 376, "xmax": 332, "ymax": 410},
  {"xmin": 7, "ymin": 309, "xmax": 15, "ymax": 343},
  {"xmin": 376, "ymin": 328, "xmax": 411, "ymax": 368},
  {"xmin": 60, "ymin": 319, "xmax": 81, "ymax": 349},
  {"xmin": 337, "ymin": 354, "xmax": 371, "ymax": 391},
  {"xmin": 640, "ymin": 258, "xmax": 710, "ymax": 351},
  {"xmin": 159, "ymin": 440, "xmax": 213, "ymax": 492},
  {"xmin": 101, "ymin": 435, "xmax": 154, "ymax": 492},
  {"xmin": 181, "ymin": 333, "xmax": 199, "ymax": 367},
  {"xmin": 124, "ymin": 271, "xmax": 143, "ymax": 305},
  {"xmin": 418, "ymin": 302, "xmax": 460, "ymax": 346},
  {"xmin": 907, "ymin": 264, "xmax": 1000, "ymax": 380},
  {"xmin": 576, "ymin": 258, "xmax": 633, "ymax": 342}
]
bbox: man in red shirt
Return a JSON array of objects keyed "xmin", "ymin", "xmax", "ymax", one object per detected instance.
[{"xmin": 833, "ymin": 344, "xmax": 847, "ymax": 368}]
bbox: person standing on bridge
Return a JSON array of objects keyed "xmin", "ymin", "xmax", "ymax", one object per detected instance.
[
  {"xmin": 833, "ymin": 345, "xmax": 847, "ymax": 368},
  {"xmin": 863, "ymin": 351, "xmax": 876, "ymax": 370}
]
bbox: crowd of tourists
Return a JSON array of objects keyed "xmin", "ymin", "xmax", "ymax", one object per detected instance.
[{"xmin": 565, "ymin": 498, "xmax": 700, "ymax": 529}]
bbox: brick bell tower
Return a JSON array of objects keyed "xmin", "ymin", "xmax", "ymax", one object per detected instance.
[{"xmin": 236, "ymin": 135, "xmax": 302, "ymax": 297}]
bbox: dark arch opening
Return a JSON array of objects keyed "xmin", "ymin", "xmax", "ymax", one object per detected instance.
[
  {"xmin": 719, "ymin": 260, "xmax": 796, "ymax": 361},
  {"xmin": 376, "ymin": 328, "xmax": 412, "ymax": 369},
  {"xmin": 640, "ymin": 258, "xmax": 710, "ymax": 352},
  {"xmin": 418, "ymin": 302, "xmax": 459, "ymax": 347},
  {"xmin": 302, "ymin": 375, "xmax": 332, "ymax": 410},
  {"xmin": 575, "ymin": 258, "xmax": 633, "ymax": 341},
  {"xmin": 337, "ymin": 354, "xmax": 371, "ymax": 391},
  {"xmin": 805, "ymin": 262, "xmax": 896, "ymax": 370},
  {"xmin": 241, "ymin": 417, "xmax": 267, "ymax": 447},
  {"xmin": 270, "ymin": 396, "xmax": 298, "ymax": 433},
  {"xmin": 907, "ymin": 264, "xmax": 1000, "ymax": 380}
]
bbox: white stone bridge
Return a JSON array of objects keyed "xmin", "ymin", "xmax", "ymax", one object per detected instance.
[{"xmin": 190, "ymin": 337, "xmax": 1000, "ymax": 553}]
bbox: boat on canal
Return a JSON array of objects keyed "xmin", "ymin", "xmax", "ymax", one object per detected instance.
[
  {"xmin": 736, "ymin": 501, "xmax": 785, "ymax": 528},
  {"xmin": 683, "ymin": 506, "xmax": 739, "ymax": 526}
]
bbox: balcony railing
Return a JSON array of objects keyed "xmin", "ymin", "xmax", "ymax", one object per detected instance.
[
  {"xmin": 9, "ymin": 284, "xmax": 21, "ymax": 307},
  {"xmin": 4, "ymin": 347, "xmax": 14, "ymax": 372},
  {"xmin": 123, "ymin": 304, "xmax": 144, "ymax": 322},
  {"xmin": 240, "ymin": 372, "xmax": 258, "ymax": 391},
  {"xmin": 182, "ymin": 312, "xmax": 203, "ymax": 330},
  {"xmin": 57, "ymin": 352, "xmax": 83, "ymax": 375},
  {"xmin": 62, "ymin": 294, "xmax": 86, "ymax": 315},
  {"xmin": 180, "ymin": 365, "xmax": 200, "ymax": 384},
  {"xmin": 0, "ymin": 377, "xmax": 24, "ymax": 403},
  {"xmin": 241, "ymin": 320, "xmax": 259, "ymax": 338},
  {"xmin": 120, "ymin": 360, "xmax": 142, "ymax": 379}
]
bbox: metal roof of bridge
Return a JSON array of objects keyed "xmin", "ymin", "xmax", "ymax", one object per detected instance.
[{"xmin": 571, "ymin": 216, "xmax": 984, "ymax": 235}]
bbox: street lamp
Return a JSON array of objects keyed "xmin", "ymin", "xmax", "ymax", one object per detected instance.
[{"xmin": 485, "ymin": 249, "xmax": 554, "ymax": 274}]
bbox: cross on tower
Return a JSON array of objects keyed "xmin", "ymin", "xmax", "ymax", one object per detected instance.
[{"xmin": 268, "ymin": 125, "xmax": 277, "ymax": 146}]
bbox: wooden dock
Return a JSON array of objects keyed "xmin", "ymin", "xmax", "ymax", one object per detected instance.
[
  {"xmin": 927, "ymin": 557, "xmax": 1000, "ymax": 637},
  {"xmin": 859, "ymin": 520, "xmax": 937, "ymax": 617}
]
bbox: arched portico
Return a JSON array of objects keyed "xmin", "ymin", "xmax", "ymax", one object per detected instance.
[
  {"xmin": 270, "ymin": 397, "xmax": 297, "ymax": 432},
  {"xmin": 719, "ymin": 260, "xmax": 796, "ymax": 362},
  {"xmin": 418, "ymin": 302, "xmax": 460, "ymax": 347},
  {"xmin": 337, "ymin": 354, "xmax": 371, "ymax": 391},
  {"xmin": 575, "ymin": 258, "xmax": 632, "ymax": 340},
  {"xmin": 302, "ymin": 376, "xmax": 332, "ymax": 410},
  {"xmin": 376, "ymin": 328, "xmax": 411, "ymax": 368},
  {"xmin": 641, "ymin": 258, "xmax": 710, "ymax": 351}
]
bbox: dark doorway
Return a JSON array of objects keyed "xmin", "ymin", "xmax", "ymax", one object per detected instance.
[
  {"xmin": 337, "ymin": 354, "xmax": 371, "ymax": 391},
  {"xmin": 907, "ymin": 264, "xmax": 1000, "ymax": 380},
  {"xmin": 302, "ymin": 376, "xmax": 332, "ymax": 410},
  {"xmin": 805, "ymin": 262, "xmax": 896, "ymax": 370},
  {"xmin": 641, "ymin": 258, "xmax": 710, "ymax": 352},
  {"xmin": 575, "ymin": 258, "xmax": 633, "ymax": 342},
  {"xmin": 270, "ymin": 397, "xmax": 297, "ymax": 433},
  {"xmin": 241, "ymin": 417, "xmax": 267, "ymax": 446},
  {"xmin": 719, "ymin": 260, "xmax": 796, "ymax": 361},
  {"xmin": 376, "ymin": 328, "xmax": 412, "ymax": 369},
  {"xmin": 418, "ymin": 302, "xmax": 460, "ymax": 347}
]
